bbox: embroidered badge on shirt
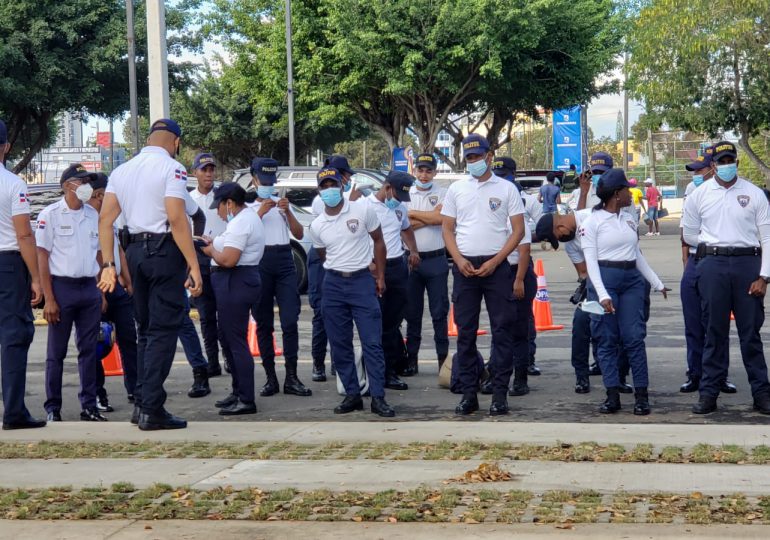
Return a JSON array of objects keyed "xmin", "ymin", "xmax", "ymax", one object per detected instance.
[
  {"xmin": 627, "ymin": 220, "xmax": 637, "ymax": 231},
  {"xmin": 174, "ymin": 169, "xmax": 188, "ymax": 182},
  {"xmin": 489, "ymin": 197, "xmax": 502, "ymax": 211},
  {"xmin": 346, "ymin": 219, "xmax": 360, "ymax": 233},
  {"xmin": 395, "ymin": 209, "xmax": 403, "ymax": 221},
  {"xmin": 18, "ymin": 192, "xmax": 27, "ymax": 203},
  {"xmin": 737, "ymin": 195, "xmax": 750, "ymax": 208},
  {"xmin": 38, "ymin": 220, "xmax": 46, "ymax": 230},
  {"xmin": 429, "ymin": 195, "xmax": 438, "ymax": 206}
]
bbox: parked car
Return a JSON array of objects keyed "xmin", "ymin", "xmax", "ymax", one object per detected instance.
[{"xmin": 516, "ymin": 169, "xmax": 564, "ymax": 196}]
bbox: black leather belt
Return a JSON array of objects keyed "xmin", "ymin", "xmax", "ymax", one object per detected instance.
[
  {"xmin": 52, "ymin": 276, "xmax": 95, "ymax": 284},
  {"xmin": 264, "ymin": 244, "xmax": 291, "ymax": 253},
  {"xmin": 703, "ymin": 246, "xmax": 761, "ymax": 257},
  {"xmin": 129, "ymin": 232, "xmax": 169, "ymax": 244},
  {"xmin": 598, "ymin": 260, "xmax": 636, "ymax": 269},
  {"xmin": 0, "ymin": 250, "xmax": 20, "ymax": 256},
  {"xmin": 386, "ymin": 256, "xmax": 404, "ymax": 267},
  {"xmin": 211, "ymin": 265, "xmax": 259, "ymax": 273},
  {"xmin": 328, "ymin": 267, "xmax": 369, "ymax": 278},
  {"xmin": 418, "ymin": 248, "xmax": 446, "ymax": 259}
]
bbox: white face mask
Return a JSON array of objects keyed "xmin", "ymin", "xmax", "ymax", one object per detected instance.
[
  {"xmin": 579, "ymin": 300, "xmax": 607, "ymax": 316},
  {"xmin": 75, "ymin": 183, "xmax": 93, "ymax": 203}
]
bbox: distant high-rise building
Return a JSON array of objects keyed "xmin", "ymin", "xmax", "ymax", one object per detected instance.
[
  {"xmin": 615, "ymin": 110, "xmax": 624, "ymax": 144},
  {"xmin": 54, "ymin": 111, "xmax": 83, "ymax": 148}
]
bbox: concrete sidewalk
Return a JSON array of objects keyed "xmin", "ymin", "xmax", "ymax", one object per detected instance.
[{"xmin": 3, "ymin": 421, "xmax": 770, "ymax": 448}]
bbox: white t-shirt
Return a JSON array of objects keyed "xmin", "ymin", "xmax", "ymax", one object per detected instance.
[
  {"xmin": 105, "ymin": 146, "xmax": 188, "ymax": 234},
  {"xmin": 440, "ymin": 174, "xmax": 525, "ymax": 256},
  {"xmin": 365, "ymin": 194, "xmax": 409, "ymax": 258},
  {"xmin": 36, "ymin": 199, "xmax": 100, "ymax": 278},
  {"xmin": 680, "ymin": 180, "xmax": 701, "ymax": 255},
  {"xmin": 247, "ymin": 198, "xmax": 293, "ymax": 246},
  {"xmin": 190, "ymin": 187, "xmax": 226, "ymax": 238},
  {"xmin": 507, "ymin": 222, "xmax": 532, "ymax": 266},
  {"xmin": 564, "ymin": 208, "xmax": 593, "ymax": 264},
  {"xmin": 309, "ymin": 199, "xmax": 380, "ymax": 272},
  {"xmin": 406, "ymin": 184, "xmax": 446, "ymax": 252},
  {"xmin": 0, "ymin": 166, "xmax": 30, "ymax": 251},
  {"xmin": 213, "ymin": 207, "xmax": 265, "ymax": 267},
  {"xmin": 566, "ymin": 185, "xmax": 601, "ymax": 211}
]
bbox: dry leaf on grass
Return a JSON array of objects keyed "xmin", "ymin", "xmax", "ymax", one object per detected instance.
[{"xmin": 450, "ymin": 462, "xmax": 513, "ymax": 483}]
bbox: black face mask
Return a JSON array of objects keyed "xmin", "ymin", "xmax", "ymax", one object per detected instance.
[{"xmin": 558, "ymin": 230, "xmax": 576, "ymax": 243}]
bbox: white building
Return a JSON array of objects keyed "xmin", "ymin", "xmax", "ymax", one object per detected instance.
[{"xmin": 54, "ymin": 111, "xmax": 84, "ymax": 148}]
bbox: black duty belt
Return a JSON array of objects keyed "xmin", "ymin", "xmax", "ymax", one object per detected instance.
[
  {"xmin": 386, "ymin": 256, "xmax": 404, "ymax": 267},
  {"xmin": 264, "ymin": 244, "xmax": 292, "ymax": 253},
  {"xmin": 598, "ymin": 260, "xmax": 636, "ymax": 269},
  {"xmin": 0, "ymin": 250, "xmax": 20, "ymax": 256},
  {"xmin": 418, "ymin": 249, "xmax": 446, "ymax": 259},
  {"xmin": 328, "ymin": 267, "xmax": 369, "ymax": 278},
  {"xmin": 52, "ymin": 276, "xmax": 95, "ymax": 285},
  {"xmin": 129, "ymin": 232, "xmax": 169, "ymax": 244},
  {"xmin": 702, "ymin": 246, "xmax": 761, "ymax": 257},
  {"xmin": 211, "ymin": 265, "xmax": 259, "ymax": 274}
]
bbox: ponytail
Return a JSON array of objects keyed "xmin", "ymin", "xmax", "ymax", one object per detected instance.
[{"xmin": 244, "ymin": 191, "xmax": 258, "ymax": 204}]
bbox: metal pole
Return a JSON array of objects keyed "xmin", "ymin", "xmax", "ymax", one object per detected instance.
[
  {"xmin": 146, "ymin": 0, "xmax": 170, "ymax": 122},
  {"xmin": 581, "ymin": 105, "xmax": 589, "ymax": 171},
  {"xmin": 647, "ymin": 129, "xmax": 656, "ymax": 183},
  {"xmin": 285, "ymin": 0, "xmax": 296, "ymax": 166},
  {"xmin": 362, "ymin": 140, "xmax": 367, "ymax": 168},
  {"xmin": 622, "ymin": 53, "xmax": 629, "ymax": 172},
  {"xmin": 126, "ymin": 0, "xmax": 140, "ymax": 154}
]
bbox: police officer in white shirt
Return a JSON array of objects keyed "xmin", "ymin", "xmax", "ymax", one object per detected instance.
[
  {"xmin": 566, "ymin": 153, "xmax": 608, "ymax": 211},
  {"xmin": 0, "ymin": 119, "xmax": 46, "ymax": 431},
  {"xmin": 201, "ymin": 183, "xmax": 265, "ymax": 415},
  {"xmin": 581, "ymin": 169, "xmax": 667, "ymax": 416},
  {"xmin": 404, "ymin": 154, "xmax": 449, "ymax": 375},
  {"xmin": 365, "ymin": 170, "xmax": 419, "ymax": 390},
  {"xmin": 97, "ymin": 118, "xmax": 203, "ymax": 431},
  {"xmin": 682, "ymin": 141, "xmax": 770, "ymax": 415},
  {"xmin": 37, "ymin": 164, "xmax": 105, "ymax": 422},
  {"xmin": 441, "ymin": 134, "xmax": 526, "ymax": 416},
  {"xmin": 188, "ymin": 152, "xmax": 233, "ymax": 378},
  {"xmin": 309, "ymin": 167, "xmax": 395, "ymax": 417}
]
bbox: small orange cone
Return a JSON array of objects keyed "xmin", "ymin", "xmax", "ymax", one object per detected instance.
[
  {"xmin": 102, "ymin": 345, "xmax": 124, "ymax": 377},
  {"xmin": 532, "ymin": 259, "xmax": 564, "ymax": 332},
  {"xmin": 730, "ymin": 312, "xmax": 735, "ymax": 321},
  {"xmin": 248, "ymin": 316, "xmax": 283, "ymax": 357},
  {"xmin": 447, "ymin": 304, "xmax": 488, "ymax": 337}
]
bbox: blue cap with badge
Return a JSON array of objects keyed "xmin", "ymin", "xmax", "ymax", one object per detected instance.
[
  {"xmin": 0, "ymin": 119, "xmax": 7, "ymax": 144},
  {"xmin": 250, "ymin": 157, "xmax": 279, "ymax": 185},
  {"xmin": 385, "ymin": 170, "xmax": 414, "ymax": 202},
  {"xmin": 462, "ymin": 134, "xmax": 490, "ymax": 158},
  {"xmin": 317, "ymin": 167, "xmax": 344, "ymax": 186},
  {"xmin": 150, "ymin": 118, "xmax": 182, "ymax": 138},
  {"xmin": 193, "ymin": 153, "xmax": 216, "ymax": 170},
  {"xmin": 414, "ymin": 153, "xmax": 437, "ymax": 170},
  {"xmin": 712, "ymin": 141, "xmax": 738, "ymax": 161},
  {"xmin": 324, "ymin": 155, "xmax": 354, "ymax": 175},
  {"xmin": 685, "ymin": 145, "xmax": 714, "ymax": 171},
  {"xmin": 597, "ymin": 168, "xmax": 631, "ymax": 191},
  {"xmin": 60, "ymin": 163, "xmax": 93, "ymax": 185},
  {"xmin": 492, "ymin": 156, "xmax": 517, "ymax": 177},
  {"xmin": 590, "ymin": 152, "xmax": 613, "ymax": 173}
]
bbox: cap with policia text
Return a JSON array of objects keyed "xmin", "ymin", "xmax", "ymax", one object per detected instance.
[
  {"xmin": 385, "ymin": 170, "xmax": 414, "ymax": 202},
  {"xmin": 193, "ymin": 153, "xmax": 216, "ymax": 170},
  {"xmin": 492, "ymin": 156, "xmax": 517, "ymax": 177},
  {"xmin": 317, "ymin": 167, "xmax": 344, "ymax": 186},
  {"xmin": 250, "ymin": 157, "xmax": 279, "ymax": 185},
  {"xmin": 589, "ymin": 152, "xmax": 613, "ymax": 173},
  {"xmin": 461, "ymin": 134, "xmax": 490, "ymax": 158},
  {"xmin": 712, "ymin": 141, "xmax": 738, "ymax": 161},
  {"xmin": 414, "ymin": 153, "xmax": 437, "ymax": 170},
  {"xmin": 324, "ymin": 155, "xmax": 354, "ymax": 175},
  {"xmin": 60, "ymin": 163, "xmax": 93, "ymax": 185}
]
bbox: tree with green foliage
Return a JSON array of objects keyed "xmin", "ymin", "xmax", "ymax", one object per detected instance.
[{"xmin": 626, "ymin": 0, "xmax": 770, "ymax": 183}]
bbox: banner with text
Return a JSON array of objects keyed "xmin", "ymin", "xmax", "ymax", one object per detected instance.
[{"xmin": 552, "ymin": 106, "xmax": 583, "ymax": 173}]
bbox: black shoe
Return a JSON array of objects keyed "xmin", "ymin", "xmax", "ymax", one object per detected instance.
[
  {"xmin": 509, "ymin": 370, "xmax": 529, "ymax": 396},
  {"xmin": 284, "ymin": 371, "xmax": 312, "ymax": 397},
  {"xmin": 588, "ymin": 362, "xmax": 602, "ymax": 376},
  {"xmin": 80, "ymin": 407, "xmax": 108, "ymax": 422},
  {"xmin": 312, "ymin": 361, "xmax": 327, "ymax": 382},
  {"xmin": 97, "ymin": 397, "xmax": 115, "ymax": 413},
  {"xmin": 455, "ymin": 395, "xmax": 479, "ymax": 416},
  {"xmin": 680, "ymin": 377, "xmax": 700, "ymax": 393},
  {"xmin": 127, "ymin": 394, "xmax": 135, "ymax": 404},
  {"xmin": 692, "ymin": 395, "xmax": 718, "ymax": 414},
  {"xmin": 215, "ymin": 393, "xmax": 238, "ymax": 408},
  {"xmin": 575, "ymin": 377, "xmax": 590, "ymax": 394},
  {"xmin": 3, "ymin": 417, "xmax": 46, "ymax": 430},
  {"xmin": 138, "ymin": 411, "xmax": 187, "ymax": 430},
  {"xmin": 489, "ymin": 399, "xmax": 509, "ymax": 416},
  {"xmin": 224, "ymin": 360, "xmax": 232, "ymax": 374},
  {"xmin": 400, "ymin": 357, "xmax": 419, "ymax": 377},
  {"xmin": 753, "ymin": 393, "xmax": 770, "ymax": 415},
  {"xmin": 618, "ymin": 382, "xmax": 633, "ymax": 394},
  {"xmin": 130, "ymin": 406, "xmax": 140, "ymax": 425},
  {"xmin": 187, "ymin": 369, "xmax": 211, "ymax": 398},
  {"xmin": 599, "ymin": 387, "xmax": 621, "ymax": 414},
  {"xmin": 480, "ymin": 379, "xmax": 494, "ymax": 395},
  {"xmin": 207, "ymin": 364, "xmax": 222, "ymax": 378},
  {"xmin": 47, "ymin": 410, "xmax": 62, "ymax": 422},
  {"xmin": 633, "ymin": 387, "xmax": 651, "ymax": 416},
  {"xmin": 260, "ymin": 373, "xmax": 280, "ymax": 397},
  {"xmin": 219, "ymin": 399, "xmax": 257, "ymax": 416},
  {"xmin": 385, "ymin": 375, "xmax": 408, "ymax": 391},
  {"xmin": 527, "ymin": 361, "xmax": 541, "ymax": 376},
  {"xmin": 334, "ymin": 395, "xmax": 364, "ymax": 414},
  {"xmin": 371, "ymin": 397, "xmax": 395, "ymax": 417},
  {"xmin": 721, "ymin": 380, "xmax": 737, "ymax": 394}
]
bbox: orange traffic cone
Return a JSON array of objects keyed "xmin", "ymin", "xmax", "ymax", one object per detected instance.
[
  {"xmin": 447, "ymin": 304, "xmax": 488, "ymax": 337},
  {"xmin": 247, "ymin": 316, "xmax": 284, "ymax": 357},
  {"xmin": 102, "ymin": 345, "xmax": 124, "ymax": 377},
  {"xmin": 730, "ymin": 312, "xmax": 735, "ymax": 321},
  {"xmin": 532, "ymin": 259, "xmax": 564, "ymax": 331}
]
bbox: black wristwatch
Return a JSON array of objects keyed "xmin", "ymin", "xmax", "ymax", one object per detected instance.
[{"xmin": 102, "ymin": 261, "xmax": 116, "ymax": 269}]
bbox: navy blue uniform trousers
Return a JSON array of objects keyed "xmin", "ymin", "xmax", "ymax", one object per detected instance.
[
  {"xmin": 99, "ymin": 282, "xmax": 138, "ymax": 397},
  {"xmin": 307, "ymin": 247, "xmax": 328, "ymax": 364},
  {"xmin": 0, "ymin": 252, "xmax": 36, "ymax": 424},
  {"xmin": 452, "ymin": 256, "xmax": 516, "ymax": 397},
  {"xmin": 696, "ymin": 255, "xmax": 770, "ymax": 398},
  {"xmin": 488, "ymin": 262, "xmax": 536, "ymax": 375},
  {"xmin": 379, "ymin": 257, "xmax": 409, "ymax": 375},
  {"xmin": 45, "ymin": 276, "xmax": 102, "ymax": 412},
  {"xmin": 126, "ymin": 238, "xmax": 187, "ymax": 415},
  {"xmin": 405, "ymin": 253, "xmax": 449, "ymax": 362},
  {"xmin": 212, "ymin": 266, "xmax": 262, "ymax": 403},
  {"xmin": 571, "ymin": 307, "xmax": 599, "ymax": 378},
  {"xmin": 192, "ymin": 261, "xmax": 233, "ymax": 369},
  {"xmin": 178, "ymin": 295, "xmax": 207, "ymax": 371},
  {"xmin": 251, "ymin": 246, "xmax": 300, "ymax": 367},
  {"xmin": 322, "ymin": 271, "xmax": 386, "ymax": 398}
]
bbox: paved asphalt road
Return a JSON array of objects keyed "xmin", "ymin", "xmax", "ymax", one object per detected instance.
[{"xmin": 8, "ymin": 219, "xmax": 770, "ymax": 425}]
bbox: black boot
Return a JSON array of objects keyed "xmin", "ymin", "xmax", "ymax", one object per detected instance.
[
  {"xmin": 680, "ymin": 376, "xmax": 700, "ymax": 393},
  {"xmin": 599, "ymin": 387, "xmax": 621, "ymax": 414},
  {"xmin": 187, "ymin": 368, "xmax": 211, "ymax": 398},
  {"xmin": 284, "ymin": 362, "xmax": 312, "ymax": 396},
  {"xmin": 527, "ymin": 357, "xmax": 541, "ymax": 376},
  {"xmin": 509, "ymin": 369, "xmax": 529, "ymax": 396},
  {"xmin": 312, "ymin": 359, "xmax": 327, "ymax": 382},
  {"xmin": 633, "ymin": 387, "xmax": 651, "ymax": 416},
  {"xmin": 385, "ymin": 369, "xmax": 408, "ymax": 390},
  {"xmin": 260, "ymin": 363, "xmax": 280, "ymax": 397},
  {"xmin": 618, "ymin": 376, "xmax": 633, "ymax": 394},
  {"xmin": 207, "ymin": 362, "xmax": 222, "ymax": 377},
  {"xmin": 692, "ymin": 395, "xmax": 718, "ymax": 414},
  {"xmin": 588, "ymin": 362, "xmax": 602, "ymax": 376},
  {"xmin": 401, "ymin": 356, "xmax": 419, "ymax": 377}
]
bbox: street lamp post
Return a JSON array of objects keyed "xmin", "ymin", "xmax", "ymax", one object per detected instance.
[
  {"xmin": 146, "ymin": 0, "xmax": 170, "ymax": 122},
  {"xmin": 285, "ymin": 0, "xmax": 296, "ymax": 166},
  {"xmin": 126, "ymin": 0, "xmax": 140, "ymax": 154}
]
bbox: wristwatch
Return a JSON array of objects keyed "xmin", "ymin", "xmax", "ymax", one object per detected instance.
[
  {"xmin": 101, "ymin": 261, "xmax": 116, "ymax": 269},
  {"xmin": 761, "ymin": 275, "xmax": 770, "ymax": 283}
]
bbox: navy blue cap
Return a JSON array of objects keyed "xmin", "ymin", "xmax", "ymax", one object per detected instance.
[
  {"xmin": 492, "ymin": 157, "xmax": 517, "ymax": 176},
  {"xmin": 685, "ymin": 145, "xmax": 713, "ymax": 171},
  {"xmin": 209, "ymin": 182, "xmax": 246, "ymax": 209},
  {"xmin": 462, "ymin": 134, "xmax": 490, "ymax": 158},
  {"xmin": 590, "ymin": 152, "xmax": 613, "ymax": 173},
  {"xmin": 597, "ymin": 168, "xmax": 631, "ymax": 191},
  {"xmin": 193, "ymin": 153, "xmax": 216, "ymax": 170},
  {"xmin": 324, "ymin": 155, "xmax": 354, "ymax": 175},
  {"xmin": 712, "ymin": 141, "xmax": 737, "ymax": 161},
  {"xmin": 535, "ymin": 214, "xmax": 559, "ymax": 250},
  {"xmin": 385, "ymin": 170, "xmax": 414, "ymax": 202},
  {"xmin": 150, "ymin": 118, "xmax": 182, "ymax": 138},
  {"xmin": 250, "ymin": 157, "xmax": 279, "ymax": 185},
  {"xmin": 89, "ymin": 172, "xmax": 109, "ymax": 191},
  {"xmin": 60, "ymin": 163, "xmax": 92, "ymax": 185},
  {"xmin": 414, "ymin": 153, "xmax": 437, "ymax": 170},
  {"xmin": 0, "ymin": 119, "xmax": 7, "ymax": 144},
  {"xmin": 317, "ymin": 167, "xmax": 344, "ymax": 187}
]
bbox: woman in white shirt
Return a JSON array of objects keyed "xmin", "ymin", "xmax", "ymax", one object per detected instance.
[
  {"xmin": 580, "ymin": 169, "xmax": 667, "ymax": 416},
  {"xmin": 201, "ymin": 183, "xmax": 265, "ymax": 416}
]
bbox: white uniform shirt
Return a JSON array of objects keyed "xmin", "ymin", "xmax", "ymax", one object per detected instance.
[
  {"xmin": 190, "ymin": 187, "xmax": 226, "ymax": 238},
  {"xmin": 682, "ymin": 177, "xmax": 770, "ymax": 277},
  {"xmin": 309, "ymin": 199, "xmax": 380, "ymax": 272},
  {"xmin": 213, "ymin": 208, "xmax": 265, "ymax": 267},
  {"xmin": 580, "ymin": 209, "xmax": 664, "ymax": 301},
  {"xmin": 0, "ymin": 166, "xmax": 30, "ymax": 251},
  {"xmin": 566, "ymin": 185, "xmax": 601, "ymax": 211},
  {"xmin": 105, "ymin": 146, "xmax": 188, "ymax": 234},
  {"xmin": 564, "ymin": 208, "xmax": 593, "ymax": 264},
  {"xmin": 680, "ymin": 180, "xmax": 700, "ymax": 255},
  {"xmin": 247, "ymin": 197, "xmax": 292, "ymax": 246},
  {"xmin": 506, "ymin": 222, "xmax": 532, "ymax": 266},
  {"xmin": 406, "ymin": 185, "xmax": 446, "ymax": 252},
  {"xmin": 365, "ymin": 194, "xmax": 409, "ymax": 258},
  {"xmin": 86, "ymin": 202, "xmax": 123, "ymax": 276},
  {"xmin": 36, "ymin": 199, "xmax": 100, "ymax": 278},
  {"xmin": 441, "ymin": 174, "xmax": 525, "ymax": 256}
]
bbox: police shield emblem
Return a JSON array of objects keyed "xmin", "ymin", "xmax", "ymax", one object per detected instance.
[
  {"xmin": 627, "ymin": 220, "xmax": 637, "ymax": 231},
  {"xmin": 737, "ymin": 195, "xmax": 750, "ymax": 208},
  {"xmin": 346, "ymin": 219, "xmax": 360, "ymax": 233},
  {"xmin": 429, "ymin": 195, "xmax": 438, "ymax": 206},
  {"xmin": 395, "ymin": 210, "xmax": 403, "ymax": 221},
  {"xmin": 489, "ymin": 197, "xmax": 502, "ymax": 211}
]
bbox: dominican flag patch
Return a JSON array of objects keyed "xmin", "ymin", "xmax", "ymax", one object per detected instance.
[
  {"xmin": 38, "ymin": 220, "xmax": 46, "ymax": 230},
  {"xmin": 19, "ymin": 192, "xmax": 27, "ymax": 203},
  {"xmin": 174, "ymin": 169, "xmax": 188, "ymax": 181}
]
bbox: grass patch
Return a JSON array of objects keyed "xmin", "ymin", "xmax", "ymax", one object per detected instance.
[
  {"xmin": 690, "ymin": 443, "xmax": 715, "ymax": 463},
  {"xmin": 659, "ymin": 446, "xmax": 684, "ymax": 463}
]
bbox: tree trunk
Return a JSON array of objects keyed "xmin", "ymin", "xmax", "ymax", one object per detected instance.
[
  {"xmin": 12, "ymin": 112, "xmax": 51, "ymax": 175},
  {"xmin": 737, "ymin": 125, "xmax": 770, "ymax": 187}
]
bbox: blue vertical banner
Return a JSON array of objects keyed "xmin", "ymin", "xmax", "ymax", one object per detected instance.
[
  {"xmin": 552, "ymin": 106, "xmax": 583, "ymax": 173},
  {"xmin": 392, "ymin": 146, "xmax": 415, "ymax": 173}
]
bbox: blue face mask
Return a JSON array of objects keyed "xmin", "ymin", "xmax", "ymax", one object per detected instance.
[
  {"xmin": 715, "ymin": 163, "xmax": 738, "ymax": 183},
  {"xmin": 226, "ymin": 212, "xmax": 234, "ymax": 222},
  {"xmin": 257, "ymin": 186, "xmax": 275, "ymax": 199},
  {"xmin": 467, "ymin": 159, "xmax": 489, "ymax": 178},
  {"xmin": 591, "ymin": 174, "xmax": 602, "ymax": 187},
  {"xmin": 692, "ymin": 174, "xmax": 704, "ymax": 187},
  {"xmin": 343, "ymin": 181, "xmax": 352, "ymax": 192},
  {"xmin": 415, "ymin": 179, "xmax": 433, "ymax": 189},
  {"xmin": 319, "ymin": 187, "xmax": 342, "ymax": 207},
  {"xmin": 385, "ymin": 197, "xmax": 401, "ymax": 210}
]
